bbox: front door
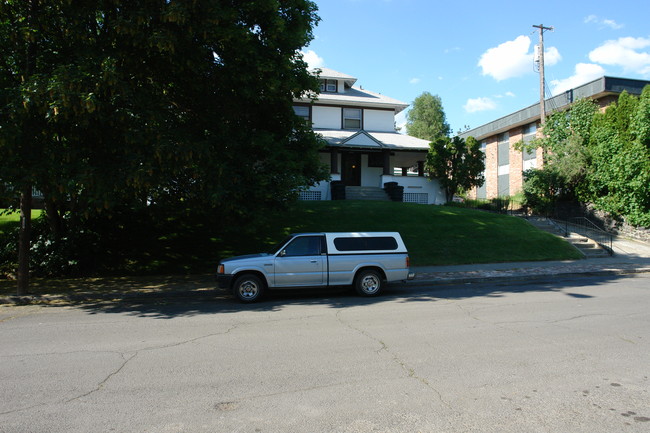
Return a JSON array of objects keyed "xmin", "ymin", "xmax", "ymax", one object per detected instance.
[{"xmin": 342, "ymin": 153, "xmax": 361, "ymax": 186}]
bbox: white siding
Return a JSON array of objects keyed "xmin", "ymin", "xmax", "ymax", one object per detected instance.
[
  {"xmin": 361, "ymin": 155, "xmax": 383, "ymax": 186},
  {"xmin": 312, "ymin": 106, "xmax": 341, "ymax": 129},
  {"xmin": 364, "ymin": 109, "xmax": 395, "ymax": 132}
]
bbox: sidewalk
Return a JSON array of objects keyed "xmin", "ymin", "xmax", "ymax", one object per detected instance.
[
  {"xmin": 2, "ymin": 237, "xmax": 649, "ymax": 305},
  {"xmin": 410, "ymin": 236, "xmax": 650, "ymax": 285}
]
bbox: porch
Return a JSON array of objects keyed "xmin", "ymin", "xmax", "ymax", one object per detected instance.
[{"xmin": 299, "ymin": 148, "xmax": 446, "ymax": 205}]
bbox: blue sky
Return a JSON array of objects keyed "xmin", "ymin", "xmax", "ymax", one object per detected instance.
[{"xmin": 301, "ymin": 0, "xmax": 650, "ymax": 133}]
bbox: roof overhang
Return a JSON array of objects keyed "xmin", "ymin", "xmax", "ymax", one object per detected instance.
[
  {"xmin": 459, "ymin": 76, "xmax": 650, "ymax": 141},
  {"xmin": 315, "ymin": 129, "xmax": 430, "ymax": 152}
]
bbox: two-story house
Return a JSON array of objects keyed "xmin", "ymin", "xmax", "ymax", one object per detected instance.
[{"xmin": 294, "ymin": 68, "xmax": 445, "ymax": 204}]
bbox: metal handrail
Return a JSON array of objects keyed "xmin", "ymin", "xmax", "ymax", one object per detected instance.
[{"xmin": 551, "ymin": 217, "xmax": 613, "ymax": 253}]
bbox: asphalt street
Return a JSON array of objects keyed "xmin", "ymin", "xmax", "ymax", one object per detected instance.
[{"xmin": 1, "ymin": 274, "xmax": 650, "ymax": 433}]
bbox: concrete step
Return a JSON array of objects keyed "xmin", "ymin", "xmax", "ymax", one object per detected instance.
[
  {"xmin": 525, "ymin": 216, "xmax": 611, "ymax": 259},
  {"xmin": 345, "ymin": 186, "xmax": 389, "ymax": 201}
]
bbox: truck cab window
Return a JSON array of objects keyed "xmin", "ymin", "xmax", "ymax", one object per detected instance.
[{"xmin": 283, "ymin": 236, "xmax": 322, "ymax": 256}]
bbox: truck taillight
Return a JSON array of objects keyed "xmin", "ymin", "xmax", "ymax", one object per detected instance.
[
  {"xmin": 217, "ymin": 264, "xmax": 224, "ymax": 274},
  {"xmin": 406, "ymin": 256, "xmax": 410, "ymax": 268}
]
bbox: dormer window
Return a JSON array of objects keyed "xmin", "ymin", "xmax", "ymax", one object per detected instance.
[
  {"xmin": 320, "ymin": 79, "xmax": 337, "ymax": 93},
  {"xmin": 343, "ymin": 108, "xmax": 362, "ymax": 130}
]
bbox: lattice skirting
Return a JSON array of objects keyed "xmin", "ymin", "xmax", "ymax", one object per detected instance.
[
  {"xmin": 298, "ymin": 191, "xmax": 322, "ymax": 201},
  {"xmin": 403, "ymin": 193, "xmax": 428, "ymax": 204}
]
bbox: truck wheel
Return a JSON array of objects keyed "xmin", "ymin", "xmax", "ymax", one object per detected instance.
[
  {"xmin": 233, "ymin": 274, "xmax": 265, "ymax": 303},
  {"xmin": 355, "ymin": 269, "xmax": 382, "ymax": 297}
]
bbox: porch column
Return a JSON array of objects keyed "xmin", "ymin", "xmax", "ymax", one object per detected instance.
[
  {"xmin": 382, "ymin": 150, "xmax": 391, "ymax": 176},
  {"xmin": 417, "ymin": 160, "xmax": 425, "ymax": 177},
  {"xmin": 330, "ymin": 148, "xmax": 339, "ymax": 174}
]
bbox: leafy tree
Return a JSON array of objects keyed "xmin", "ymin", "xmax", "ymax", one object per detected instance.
[
  {"xmin": 406, "ymin": 92, "xmax": 450, "ymax": 141},
  {"xmin": 536, "ymin": 98, "xmax": 599, "ymax": 200},
  {"xmin": 0, "ymin": 0, "xmax": 327, "ymax": 289},
  {"xmin": 523, "ymin": 90, "xmax": 650, "ymax": 227},
  {"xmin": 588, "ymin": 89, "xmax": 650, "ymax": 226},
  {"xmin": 426, "ymin": 136, "xmax": 485, "ymax": 203},
  {"xmin": 521, "ymin": 167, "xmax": 568, "ymax": 216}
]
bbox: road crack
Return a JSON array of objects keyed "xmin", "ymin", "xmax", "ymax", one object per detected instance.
[
  {"xmin": 335, "ymin": 310, "xmax": 454, "ymax": 410},
  {"xmin": 66, "ymin": 352, "xmax": 138, "ymax": 402}
]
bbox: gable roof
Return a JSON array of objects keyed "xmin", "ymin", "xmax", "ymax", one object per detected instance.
[{"xmin": 315, "ymin": 129, "xmax": 430, "ymax": 151}]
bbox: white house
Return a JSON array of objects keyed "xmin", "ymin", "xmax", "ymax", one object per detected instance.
[{"xmin": 293, "ymin": 68, "xmax": 445, "ymax": 204}]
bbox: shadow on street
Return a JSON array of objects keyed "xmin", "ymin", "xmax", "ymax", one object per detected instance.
[{"xmin": 49, "ymin": 272, "xmax": 640, "ymax": 319}]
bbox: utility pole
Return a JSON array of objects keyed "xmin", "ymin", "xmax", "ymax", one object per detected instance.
[{"xmin": 533, "ymin": 24, "xmax": 553, "ymax": 126}]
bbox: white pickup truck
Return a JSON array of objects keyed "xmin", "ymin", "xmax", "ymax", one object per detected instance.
[{"xmin": 217, "ymin": 232, "xmax": 415, "ymax": 302}]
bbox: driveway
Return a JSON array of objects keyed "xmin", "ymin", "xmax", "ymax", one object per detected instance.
[{"xmin": 1, "ymin": 274, "xmax": 650, "ymax": 432}]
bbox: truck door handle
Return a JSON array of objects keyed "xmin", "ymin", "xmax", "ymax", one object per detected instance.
[{"xmin": 310, "ymin": 260, "xmax": 318, "ymax": 263}]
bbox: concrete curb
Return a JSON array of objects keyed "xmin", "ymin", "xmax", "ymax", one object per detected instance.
[
  {"xmin": 2, "ymin": 266, "xmax": 649, "ymax": 306},
  {"xmin": 406, "ymin": 267, "xmax": 650, "ymax": 288}
]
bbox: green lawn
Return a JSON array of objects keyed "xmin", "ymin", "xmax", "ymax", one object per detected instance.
[
  {"xmin": 244, "ymin": 201, "xmax": 582, "ymax": 266},
  {"xmin": 0, "ymin": 202, "xmax": 582, "ymax": 277},
  {"xmin": 0, "ymin": 210, "xmax": 42, "ymax": 234}
]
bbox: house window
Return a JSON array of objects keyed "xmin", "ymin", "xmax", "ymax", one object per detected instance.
[
  {"xmin": 497, "ymin": 132, "xmax": 510, "ymax": 197},
  {"xmin": 522, "ymin": 123, "xmax": 537, "ymax": 161},
  {"xmin": 367, "ymin": 153, "xmax": 384, "ymax": 168},
  {"xmin": 319, "ymin": 79, "xmax": 337, "ymax": 93},
  {"xmin": 497, "ymin": 132, "xmax": 509, "ymax": 166},
  {"xmin": 293, "ymin": 105, "xmax": 310, "ymax": 122},
  {"xmin": 522, "ymin": 123, "xmax": 536, "ymax": 141},
  {"xmin": 343, "ymin": 108, "xmax": 362, "ymax": 130}
]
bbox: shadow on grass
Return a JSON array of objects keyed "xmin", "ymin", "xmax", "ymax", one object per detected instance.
[{"xmin": 8, "ymin": 272, "xmax": 636, "ymax": 319}]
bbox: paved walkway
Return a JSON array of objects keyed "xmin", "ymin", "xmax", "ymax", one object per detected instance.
[
  {"xmin": 410, "ymin": 236, "xmax": 650, "ymax": 285},
  {"xmin": 2, "ymin": 236, "xmax": 649, "ymax": 305}
]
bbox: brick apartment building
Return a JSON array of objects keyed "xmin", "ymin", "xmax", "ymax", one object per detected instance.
[{"xmin": 459, "ymin": 76, "xmax": 650, "ymax": 200}]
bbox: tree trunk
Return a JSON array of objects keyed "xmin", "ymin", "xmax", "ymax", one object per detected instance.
[
  {"xmin": 445, "ymin": 188, "xmax": 455, "ymax": 204},
  {"xmin": 44, "ymin": 196, "xmax": 64, "ymax": 241},
  {"xmin": 17, "ymin": 186, "xmax": 32, "ymax": 295},
  {"xmin": 17, "ymin": 0, "xmax": 39, "ymax": 295}
]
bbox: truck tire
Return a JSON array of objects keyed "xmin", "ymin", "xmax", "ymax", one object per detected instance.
[
  {"xmin": 355, "ymin": 269, "xmax": 382, "ymax": 297},
  {"xmin": 233, "ymin": 274, "xmax": 265, "ymax": 303}
]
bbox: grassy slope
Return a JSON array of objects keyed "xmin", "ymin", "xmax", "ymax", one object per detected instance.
[
  {"xmin": 0, "ymin": 203, "xmax": 581, "ymax": 274},
  {"xmin": 250, "ymin": 201, "xmax": 581, "ymax": 266}
]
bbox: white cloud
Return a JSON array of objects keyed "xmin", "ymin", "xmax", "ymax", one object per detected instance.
[
  {"xmin": 584, "ymin": 15, "xmax": 624, "ymax": 30},
  {"xmin": 589, "ymin": 37, "xmax": 650, "ymax": 75},
  {"xmin": 463, "ymin": 97, "xmax": 497, "ymax": 113},
  {"xmin": 550, "ymin": 63, "xmax": 606, "ymax": 94},
  {"xmin": 409, "ymin": 77, "xmax": 421, "ymax": 84},
  {"xmin": 300, "ymin": 49, "xmax": 325, "ymax": 69},
  {"xmin": 478, "ymin": 36, "xmax": 561, "ymax": 81},
  {"xmin": 495, "ymin": 91, "xmax": 516, "ymax": 99}
]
